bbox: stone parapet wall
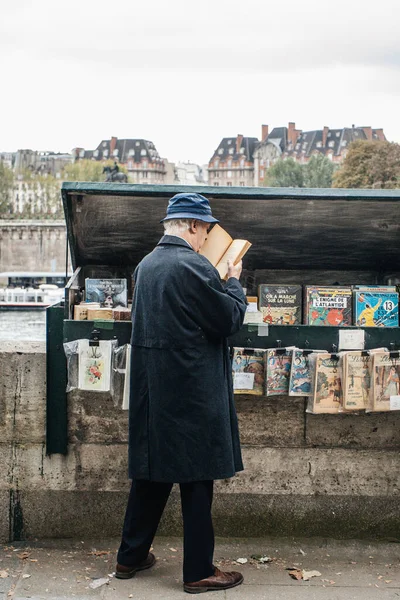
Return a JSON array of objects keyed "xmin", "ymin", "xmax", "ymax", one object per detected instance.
[
  {"xmin": 1, "ymin": 342, "xmax": 399, "ymax": 542},
  {"xmin": 0, "ymin": 220, "xmax": 70, "ymax": 273}
]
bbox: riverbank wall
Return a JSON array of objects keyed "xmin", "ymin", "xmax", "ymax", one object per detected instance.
[{"xmin": 1, "ymin": 342, "xmax": 399, "ymax": 542}]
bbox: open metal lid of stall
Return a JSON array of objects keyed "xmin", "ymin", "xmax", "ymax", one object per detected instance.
[{"xmin": 62, "ymin": 183, "xmax": 400, "ymax": 272}]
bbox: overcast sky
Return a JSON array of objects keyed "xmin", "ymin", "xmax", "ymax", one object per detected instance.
[{"xmin": 1, "ymin": 0, "xmax": 399, "ymax": 164}]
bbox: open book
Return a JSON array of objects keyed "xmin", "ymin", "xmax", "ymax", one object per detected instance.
[{"xmin": 199, "ymin": 224, "xmax": 251, "ymax": 280}]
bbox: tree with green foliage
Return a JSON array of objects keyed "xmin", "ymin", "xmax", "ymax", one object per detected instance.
[
  {"xmin": 333, "ymin": 140, "xmax": 400, "ymax": 189},
  {"xmin": 263, "ymin": 158, "xmax": 304, "ymax": 187},
  {"xmin": 63, "ymin": 159, "xmax": 128, "ymax": 182},
  {"xmin": 0, "ymin": 163, "xmax": 15, "ymax": 216},
  {"xmin": 303, "ymin": 154, "xmax": 335, "ymax": 188}
]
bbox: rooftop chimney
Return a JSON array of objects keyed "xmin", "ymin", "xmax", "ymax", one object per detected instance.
[
  {"xmin": 261, "ymin": 124, "xmax": 269, "ymax": 143},
  {"xmin": 288, "ymin": 122, "xmax": 300, "ymax": 146},
  {"xmin": 361, "ymin": 126, "xmax": 373, "ymax": 141},
  {"xmin": 110, "ymin": 136, "xmax": 117, "ymax": 156},
  {"xmin": 374, "ymin": 128, "xmax": 386, "ymax": 141},
  {"xmin": 322, "ymin": 126, "xmax": 329, "ymax": 147},
  {"xmin": 236, "ymin": 134, "xmax": 243, "ymax": 154}
]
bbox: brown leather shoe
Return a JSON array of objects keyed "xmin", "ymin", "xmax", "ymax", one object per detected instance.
[
  {"xmin": 184, "ymin": 567, "xmax": 244, "ymax": 594},
  {"xmin": 115, "ymin": 552, "xmax": 156, "ymax": 579}
]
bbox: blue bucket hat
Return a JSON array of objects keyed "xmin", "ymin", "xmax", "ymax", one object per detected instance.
[{"xmin": 161, "ymin": 193, "xmax": 219, "ymax": 223}]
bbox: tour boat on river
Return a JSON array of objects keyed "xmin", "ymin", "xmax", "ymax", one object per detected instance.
[{"xmin": 0, "ymin": 272, "xmax": 68, "ymax": 310}]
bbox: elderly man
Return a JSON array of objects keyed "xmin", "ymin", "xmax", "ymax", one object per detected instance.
[{"xmin": 116, "ymin": 192, "xmax": 247, "ymax": 594}]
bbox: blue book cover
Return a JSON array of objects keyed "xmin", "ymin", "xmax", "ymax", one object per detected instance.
[{"xmin": 353, "ymin": 291, "xmax": 399, "ymax": 327}]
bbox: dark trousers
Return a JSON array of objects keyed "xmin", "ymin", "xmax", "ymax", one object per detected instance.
[{"xmin": 117, "ymin": 479, "xmax": 215, "ymax": 583}]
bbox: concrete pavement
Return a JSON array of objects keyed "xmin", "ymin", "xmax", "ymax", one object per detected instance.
[{"xmin": 1, "ymin": 536, "xmax": 400, "ymax": 599}]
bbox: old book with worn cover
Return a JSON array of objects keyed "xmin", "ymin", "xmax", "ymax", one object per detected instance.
[
  {"xmin": 199, "ymin": 224, "xmax": 251, "ymax": 280},
  {"xmin": 371, "ymin": 351, "xmax": 400, "ymax": 412},
  {"xmin": 342, "ymin": 351, "xmax": 372, "ymax": 411},
  {"xmin": 258, "ymin": 284, "xmax": 302, "ymax": 325},
  {"xmin": 304, "ymin": 286, "xmax": 352, "ymax": 326},
  {"xmin": 312, "ymin": 353, "xmax": 342, "ymax": 413},
  {"xmin": 265, "ymin": 348, "xmax": 294, "ymax": 396},
  {"xmin": 289, "ymin": 349, "xmax": 323, "ymax": 396},
  {"xmin": 85, "ymin": 278, "xmax": 128, "ymax": 308},
  {"xmin": 232, "ymin": 347, "xmax": 266, "ymax": 395},
  {"xmin": 353, "ymin": 291, "xmax": 399, "ymax": 327}
]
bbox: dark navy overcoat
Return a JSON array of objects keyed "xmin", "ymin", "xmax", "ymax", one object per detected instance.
[{"xmin": 128, "ymin": 235, "xmax": 247, "ymax": 483}]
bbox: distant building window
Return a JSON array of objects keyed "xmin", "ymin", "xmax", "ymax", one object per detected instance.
[
  {"xmin": 328, "ymin": 141, "xmax": 335, "ymax": 148},
  {"xmin": 227, "ymin": 182, "xmax": 232, "ymax": 186},
  {"xmin": 143, "ymin": 161, "xmax": 148, "ymax": 168},
  {"xmin": 128, "ymin": 149, "xmax": 135, "ymax": 156},
  {"xmin": 103, "ymin": 150, "xmax": 109, "ymax": 157},
  {"xmin": 239, "ymin": 170, "xmax": 244, "ymax": 176},
  {"xmin": 218, "ymin": 149, "xmax": 223, "ymax": 155},
  {"xmin": 239, "ymin": 147, "xmax": 245, "ymax": 154},
  {"xmin": 227, "ymin": 170, "xmax": 232, "ymax": 177},
  {"xmin": 103, "ymin": 142, "xmax": 107, "ymax": 147},
  {"xmin": 113, "ymin": 149, "xmax": 119, "ymax": 157},
  {"xmin": 229, "ymin": 148, "xmax": 234, "ymax": 154},
  {"xmin": 215, "ymin": 172, "xmax": 220, "ymax": 178},
  {"xmin": 354, "ymin": 131, "xmax": 359, "ymax": 136},
  {"xmin": 140, "ymin": 149, "xmax": 146, "ymax": 156},
  {"xmin": 336, "ymin": 132, "xmax": 340, "ymax": 137},
  {"xmin": 239, "ymin": 182, "xmax": 245, "ymax": 186},
  {"xmin": 316, "ymin": 142, "xmax": 322, "ymax": 148},
  {"xmin": 214, "ymin": 182, "xmax": 219, "ymax": 186},
  {"xmin": 302, "ymin": 143, "xmax": 307, "ymax": 150},
  {"xmin": 143, "ymin": 171, "xmax": 148, "ymax": 178},
  {"xmin": 295, "ymin": 143, "xmax": 300, "ymax": 150},
  {"xmin": 214, "ymin": 159, "xmax": 219, "ymax": 168},
  {"xmin": 227, "ymin": 140, "xmax": 232, "ymax": 145},
  {"xmin": 136, "ymin": 141, "xmax": 141, "ymax": 146},
  {"xmin": 260, "ymin": 170, "xmax": 264, "ymax": 179},
  {"xmin": 341, "ymin": 140, "xmax": 347, "ymax": 147},
  {"xmin": 227, "ymin": 160, "xmax": 232, "ymax": 168},
  {"xmin": 327, "ymin": 153, "xmax": 333, "ymax": 161},
  {"xmin": 240, "ymin": 159, "xmax": 245, "ymax": 167},
  {"xmin": 93, "ymin": 150, "xmax": 99, "ymax": 158},
  {"xmin": 260, "ymin": 159, "xmax": 264, "ymax": 167}
]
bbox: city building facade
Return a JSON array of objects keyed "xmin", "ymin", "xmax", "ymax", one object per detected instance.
[
  {"xmin": 14, "ymin": 150, "xmax": 72, "ymax": 178},
  {"xmin": 73, "ymin": 137, "xmax": 169, "ymax": 184},
  {"xmin": 208, "ymin": 134, "xmax": 259, "ymax": 187},
  {"xmin": 254, "ymin": 122, "xmax": 386, "ymax": 185}
]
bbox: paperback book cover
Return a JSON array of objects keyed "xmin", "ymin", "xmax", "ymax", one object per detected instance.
[
  {"xmin": 258, "ymin": 285, "xmax": 302, "ymax": 325},
  {"xmin": 371, "ymin": 352, "xmax": 400, "ymax": 412},
  {"xmin": 232, "ymin": 347, "xmax": 266, "ymax": 395},
  {"xmin": 342, "ymin": 351, "xmax": 372, "ymax": 411},
  {"xmin": 312, "ymin": 353, "xmax": 342, "ymax": 413},
  {"xmin": 289, "ymin": 349, "xmax": 323, "ymax": 396},
  {"xmin": 353, "ymin": 291, "xmax": 399, "ymax": 327},
  {"xmin": 265, "ymin": 348, "xmax": 293, "ymax": 396},
  {"xmin": 85, "ymin": 278, "xmax": 128, "ymax": 308},
  {"xmin": 78, "ymin": 339, "xmax": 112, "ymax": 392},
  {"xmin": 304, "ymin": 286, "xmax": 352, "ymax": 326}
]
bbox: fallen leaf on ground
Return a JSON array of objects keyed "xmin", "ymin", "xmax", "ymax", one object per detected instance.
[
  {"xmin": 287, "ymin": 568, "xmax": 321, "ymax": 581},
  {"xmin": 0, "ymin": 570, "xmax": 9, "ymax": 578},
  {"xmin": 88, "ymin": 550, "xmax": 110, "ymax": 556},
  {"xmin": 299, "ymin": 549, "xmax": 306, "ymax": 556},
  {"xmin": 89, "ymin": 577, "xmax": 109, "ymax": 589},
  {"xmin": 236, "ymin": 558, "xmax": 247, "ymax": 564},
  {"xmin": 302, "ymin": 570, "xmax": 321, "ymax": 581},
  {"xmin": 22, "ymin": 574, "xmax": 31, "ymax": 579},
  {"xmin": 17, "ymin": 552, "xmax": 31, "ymax": 560},
  {"xmin": 251, "ymin": 555, "xmax": 273, "ymax": 563},
  {"xmin": 169, "ymin": 548, "xmax": 177, "ymax": 552},
  {"xmin": 288, "ymin": 568, "xmax": 302, "ymax": 580},
  {"xmin": 385, "ymin": 580, "xmax": 393, "ymax": 584}
]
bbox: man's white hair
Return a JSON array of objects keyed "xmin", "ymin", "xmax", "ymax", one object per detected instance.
[{"xmin": 163, "ymin": 218, "xmax": 192, "ymax": 236}]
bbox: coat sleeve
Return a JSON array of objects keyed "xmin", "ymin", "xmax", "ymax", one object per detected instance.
[{"xmin": 184, "ymin": 259, "xmax": 248, "ymax": 339}]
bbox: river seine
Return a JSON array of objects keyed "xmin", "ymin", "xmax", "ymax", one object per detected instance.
[{"xmin": 0, "ymin": 311, "xmax": 46, "ymax": 341}]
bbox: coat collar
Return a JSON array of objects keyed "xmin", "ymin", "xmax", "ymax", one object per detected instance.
[{"xmin": 157, "ymin": 235, "xmax": 194, "ymax": 250}]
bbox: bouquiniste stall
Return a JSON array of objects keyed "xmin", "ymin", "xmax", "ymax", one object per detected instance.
[{"xmin": 46, "ymin": 182, "xmax": 400, "ymax": 454}]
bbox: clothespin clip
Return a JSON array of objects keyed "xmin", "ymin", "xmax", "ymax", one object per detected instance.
[
  {"xmin": 330, "ymin": 343, "xmax": 338, "ymax": 360},
  {"xmin": 275, "ymin": 340, "xmax": 286, "ymax": 356},
  {"xmin": 89, "ymin": 329, "xmax": 100, "ymax": 347}
]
